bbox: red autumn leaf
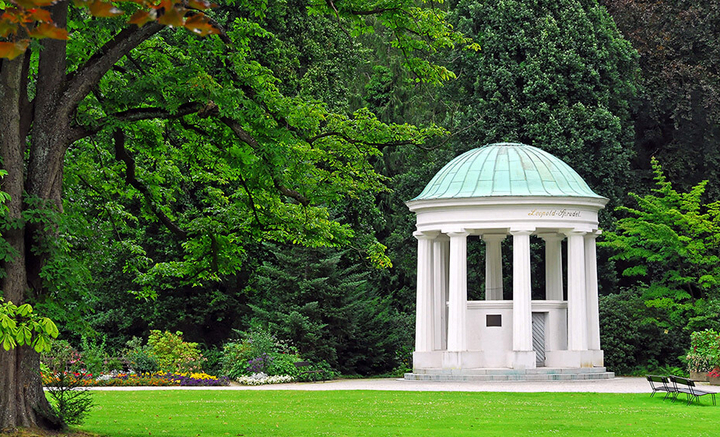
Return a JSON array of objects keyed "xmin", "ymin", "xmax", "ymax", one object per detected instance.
[
  {"xmin": 88, "ymin": 0, "xmax": 125, "ymax": 17},
  {"xmin": 26, "ymin": 8, "xmax": 52, "ymax": 22},
  {"xmin": 0, "ymin": 39, "xmax": 30, "ymax": 60},
  {"xmin": 184, "ymin": 14, "xmax": 218, "ymax": 36},
  {"xmin": 2, "ymin": 9, "xmax": 25, "ymax": 24},
  {"xmin": 157, "ymin": 5, "xmax": 185, "ymax": 27},
  {"xmin": 128, "ymin": 10, "xmax": 156, "ymax": 27},
  {"xmin": 0, "ymin": 19, "xmax": 17, "ymax": 38},
  {"xmin": 12, "ymin": 0, "xmax": 56, "ymax": 8},
  {"xmin": 153, "ymin": 0, "xmax": 173, "ymax": 11},
  {"xmin": 28, "ymin": 22, "xmax": 68, "ymax": 39},
  {"xmin": 187, "ymin": 0, "xmax": 217, "ymax": 10}
]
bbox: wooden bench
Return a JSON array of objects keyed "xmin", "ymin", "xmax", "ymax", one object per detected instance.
[
  {"xmin": 294, "ymin": 361, "xmax": 325, "ymax": 382},
  {"xmin": 669, "ymin": 375, "xmax": 717, "ymax": 406},
  {"xmin": 646, "ymin": 375, "xmax": 673, "ymax": 400}
]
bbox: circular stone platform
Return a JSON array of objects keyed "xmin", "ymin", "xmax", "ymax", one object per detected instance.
[{"xmin": 405, "ymin": 367, "xmax": 615, "ymax": 382}]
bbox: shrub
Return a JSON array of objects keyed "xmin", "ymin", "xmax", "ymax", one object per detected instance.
[
  {"xmin": 147, "ymin": 330, "xmax": 205, "ymax": 373},
  {"xmin": 80, "ymin": 334, "xmax": 109, "ymax": 376},
  {"xmin": 220, "ymin": 341, "xmax": 251, "ymax": 378},
  {"xmin": 123, "ymin": 337, "xmax": 158, "ymax": 375},
  {"xmin": 219, "ymin": 327, "xmax": 336, "ymax": 381},
  {"xmin": 45, "ymin": 371, "xmax": 94, "ymax": 427},
  {"xmin": 296, "ymin": 360, "xmax": 337, "ymax": 382},
  {"xmin": 627, "ymin": 363, "xmax": 687, "ymax": 377},
  {"xmin": 266, "ymin": 353, "xmax": 300, "ymax": 377},
  {"xmin": 392, "ymin": 344, "xmax": 413, "ymax": 376},
  {"xmin": 689, "ymin": 329, "xmax": 720, "ymax": 357},
  {"xmin": 599, "ymin": 289, "xmax": 686, "ymax": 375},
  {"xmin": 104, "ymin": 355, "xmax": 124, "ymax": 373},
  {"xmin": 42, "ymin": 339, "xmax": 85, "ymax": 374},
  {"xmin": 200, "ymin": 344, "xmax": 223, "ymax": 376},
  {"xmin": 239, "ymin": 327, "xmax": 282, "ymax": 358},
  {"xmin": 686, "ymin": 329, "xmax": 720, "ymax": 372},
  {"xmin": 220, "ymin": 327, "xmax": 296, "ymax": 378}
]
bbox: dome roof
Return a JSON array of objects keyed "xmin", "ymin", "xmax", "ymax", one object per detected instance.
[{"xmin": 413, "ymin": 143, "xmax": 604, "ymax": 200}]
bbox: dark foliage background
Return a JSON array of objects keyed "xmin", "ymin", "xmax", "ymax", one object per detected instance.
[{"xmin": 11, "ymin": 0, "xmax": 720, "ymax": 377}]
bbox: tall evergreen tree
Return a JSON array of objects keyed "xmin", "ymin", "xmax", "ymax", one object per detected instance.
[
  {"xmin": 248, "ymin": 245, "xmax": 407, "ymax": 374},
  {"xmin": 601, "ymin": 0, "xmax": 720, "ymax": 199},
  {"xmin": 443, "ymin": 0, "xmax": 639, "ymax": 213}
]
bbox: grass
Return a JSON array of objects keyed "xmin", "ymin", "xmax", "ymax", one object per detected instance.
[{"xmin": 72, "ymin": 390, "xmax": 720, "ymax": 437}]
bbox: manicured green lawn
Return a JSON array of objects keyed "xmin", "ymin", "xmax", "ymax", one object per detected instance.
[{"xmin": 78, "ymin": 390, "xmax": 719, "ymax": 436}]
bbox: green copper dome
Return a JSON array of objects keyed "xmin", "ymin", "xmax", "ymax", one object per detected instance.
[{"xmin": 413, "ymin": 143, "xmax": 604, "ymax": 200}]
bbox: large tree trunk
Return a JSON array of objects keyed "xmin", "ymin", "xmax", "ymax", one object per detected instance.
[
  {"xmin": 0, "ymin": 6, "xmax": 67, "ymax": 430},
  {"xmin": 0, "ymin": 3, "xmax": 164, "ymax": 429},
  {"xmin": 0, "ymin": 55, "xmax": 58, "ymax": 431}
]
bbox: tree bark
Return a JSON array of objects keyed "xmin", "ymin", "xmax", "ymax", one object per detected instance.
[
  {"xmin": 1, "ymin": 5, "xmax": 165, "ymax": 429},
  {"xmin": 0, "ymin": 53, "xmax": 58, "ymax": 432}
]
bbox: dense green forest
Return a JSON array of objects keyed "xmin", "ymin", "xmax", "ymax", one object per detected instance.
[{"xmin": 2, "ymin": 0, "xmax": 720, "ymax": 428}]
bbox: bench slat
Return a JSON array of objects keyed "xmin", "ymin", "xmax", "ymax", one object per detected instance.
[{"xmin": 669, "ymin": 375, "xmax": 717, "ymax": 406}]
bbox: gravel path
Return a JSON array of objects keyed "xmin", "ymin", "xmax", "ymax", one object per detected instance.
[{"xmin": 86, "ymin": 376, "xmax": 696, "ymax": 393}]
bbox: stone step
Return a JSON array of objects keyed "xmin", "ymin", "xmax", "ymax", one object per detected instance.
[
  {"xmin": 404, "ymin": 368, "xmax": 615, "ymax": 381},
  {"xmin": 411, "ymin": 367, "xmax": 610, "ymax": 375}
]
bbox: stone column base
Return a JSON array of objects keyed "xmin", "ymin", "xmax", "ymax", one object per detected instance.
[
  {"xmin": 545, "ymin": 350, "xmax": 603, "ymax": 368},
  {"xmin": 440, "ymin": 351, "xmax": 485, "ymax": 369},
  {"xmin": 413, "ymin": 351, "xmax": 443, "ymax": 369},
  {"xmin": 510, "ymin": 351, "xmax": 536, "ymax": 369}
]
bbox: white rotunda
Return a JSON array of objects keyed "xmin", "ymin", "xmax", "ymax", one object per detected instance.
[{"xmin": 405, "ymin": 142, "xmax": 614, "ymax": 380}]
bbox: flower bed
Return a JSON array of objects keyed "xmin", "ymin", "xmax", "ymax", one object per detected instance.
[
  {"xmin": 708, "ymin": 368, "xmax": 720, "ymax": 386},
  {"xmin": 686, "ymin": 330, "xmax": 720, "ymax": 374},
  {"xmin": 236, "ymin": 372, "xmax": 295, "ymax": 385},
  {"xmin": 43, "ymin": 371, "xmax": 230, "ymax": 387}
]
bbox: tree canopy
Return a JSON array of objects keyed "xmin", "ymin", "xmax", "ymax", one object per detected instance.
[
  {"xmin": 444, "ymin": 0, "xmax": 639, "ymax": 211},
  {"xmin": 602, "ymin": 158, "xmax": 720, "ymax": 333},
  {"xmin": 0, "ymin": 0, "xmax": 475, "ymax": 429},
  {"xmin": 601, "ymin": 0, "xmax": 720, "ymax": 198}
]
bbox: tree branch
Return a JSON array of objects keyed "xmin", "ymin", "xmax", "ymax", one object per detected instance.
[
  {"xmin": 68, "ymin": 102, "xmax": 204, "ymax": 144},
  {"xmin": 307, "ymin": 131, "xmax": 417, "ymax": 148},
  {"xmin": 236, "ymin": 171, "xmax": 264, "ymax": 228},
  {"xmin": 217, "ymin": 116, "xmax": 310, "ymax": 206},
  {"xmin": 63, "ymin": 23, "xmax": 165, "ymax": 120},
  {"xmin": 218, "ymin": 115, "xmax": 260, "ymax": 148},
  {"xmin": 112, "ymin": 129, "xmax": 188, "ymax": 239},
  {"xmin": 347, "ymin": 7, "xmax": 402, "ymax": 15}
]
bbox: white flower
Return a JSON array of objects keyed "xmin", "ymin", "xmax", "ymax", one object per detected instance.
[{"xmin": 236, "ymin": 374, "xmax": 295, "ymax": 385}]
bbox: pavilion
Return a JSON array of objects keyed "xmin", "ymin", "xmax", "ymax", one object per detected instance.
[{"xmin": 405, "ymin": 143, "xmax": 614, "ymax": 380}]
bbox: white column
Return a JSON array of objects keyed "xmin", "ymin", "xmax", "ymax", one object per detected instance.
[
  {"xmin": 482, "ymin": 234, "xmax": 506, "ymax": 300},
  {"xmin": 433, "ymin": 235, "xmax": 450, "ymax": 350},
  {"xmin": 511, "ymin": 229, "xmax": 533, "ymax": 351},
  {"xmin": 565, "ymin": 230, "xmax": 588, "ymax": 351},
  {"xmin": 414, "ymin": 231, "xmax": 437, "ymax": 352},
  {"xmin": 585, "ymin": 231, "xmax": 601, "ymax": 351},
  {"xmin": 446, "ymin": 231, "xmax": 469, "ymax": 352},
  {"xmin": 538, "ymin": 233, "xmax": 564, "ymax": 300}
]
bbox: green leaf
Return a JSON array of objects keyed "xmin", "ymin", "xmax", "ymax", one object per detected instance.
[
  {"xmin": 16, "ymin": 303, "xmax": 32, "ymax": 317},
  {"xmin": 41, "ymin": 318, "xmax": 60, "ymax": 338},
  {"xmin": 33, "ymin": 335, "xmax": 46, "ymax": 353},
  {"xmin": 1, "ymin": 333, "xmax": 16, "ymax": 351}
]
